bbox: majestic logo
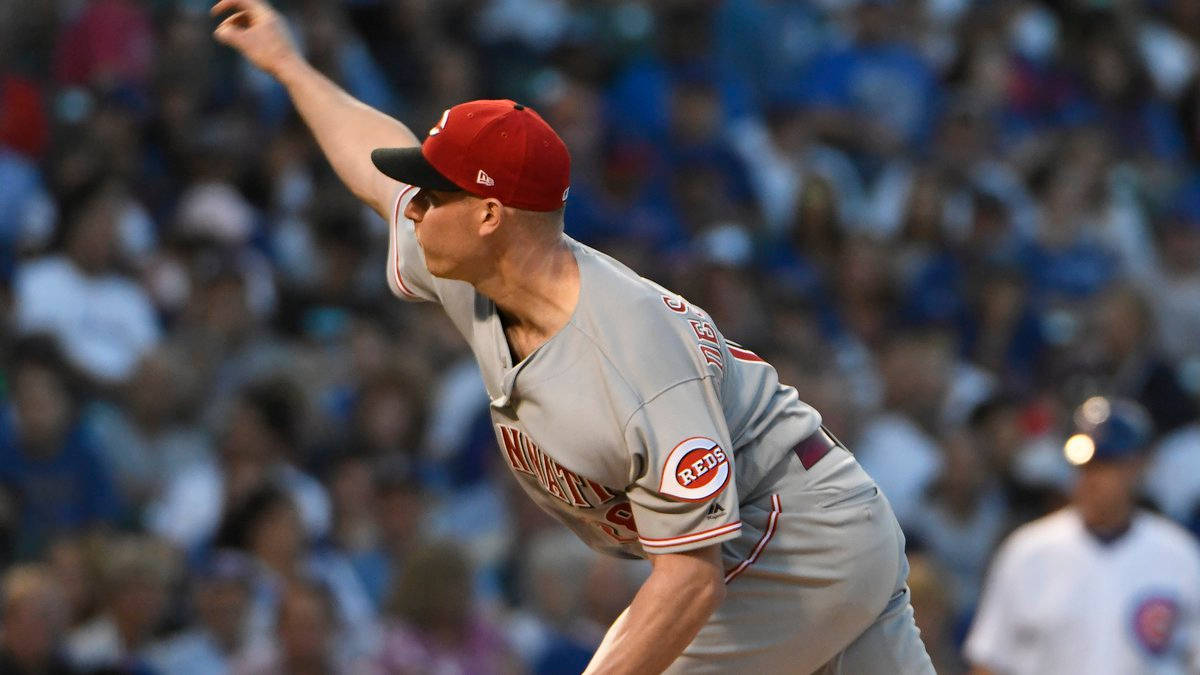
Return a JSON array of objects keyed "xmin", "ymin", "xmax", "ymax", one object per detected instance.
[
  {"xmin": 476, "ymin": 170, "xmax": 495, "ymax": 187},
  {"xmin": 1131, "ymin": 595, "xmax": 1179, "ymax": 655},
  {"xmin": 428, "ymin": 109, "xmax": 450, "ymax": 136},
  {"xmin": 561, "ymin": 186, "xmax": 570, "ymax": 201},
  {"xmin": 660, "ymin": 437, "xmax": 731, "ymax": 502}
]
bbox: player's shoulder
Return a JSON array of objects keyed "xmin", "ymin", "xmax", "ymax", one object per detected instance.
[
  {"xmin": 996, "ymin": 508, "xmax": 1082, "ymax": 561},
  {"xmin": 571, "ymin": 242, "xmax": 711, "ymax": 347},
  {"xmin": 569, "ymin": 241, "xmax": 717, "ymax": 396},
  {"xmin": 572, "ymin": 241, "xmax": 688, "ymax": 318},
  {"xmin": 1135, "ymin": 510, "xmax": 1200, "ymax": 561}
]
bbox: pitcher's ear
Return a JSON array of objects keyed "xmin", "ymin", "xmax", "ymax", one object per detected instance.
[{"xmin": 478, "ymin": 198, "xmax": 505, "ymax": 237}]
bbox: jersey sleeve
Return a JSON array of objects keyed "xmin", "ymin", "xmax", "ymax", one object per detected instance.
[
  {"xmin": 385, "ymin": 184, "xmax": 440, "ymax": 303},
  {"xmin": 622, "ymin": 378, "xmax": 741, "ymax": 555},
  {"xmin": 1183, "ymin": 537, "xmax": 1200, "ymax": 673},
  {"xmin": 963, "ymin": 540, "xmax": 1023, "ymax": 672}
]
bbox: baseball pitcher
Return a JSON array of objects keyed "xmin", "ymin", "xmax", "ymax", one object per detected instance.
[{"xmin": 211, "ymin": 1, "xmax": 934, "ymax": 672}]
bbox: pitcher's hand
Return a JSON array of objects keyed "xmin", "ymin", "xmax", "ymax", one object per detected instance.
[{"xmin": 211, "ymin": 0, "xmax": 302, "ymax": 78}]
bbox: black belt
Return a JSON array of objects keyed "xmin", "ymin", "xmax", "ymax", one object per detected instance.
[{"xmin": 793, "ymin": 425, "xmax": 841, "ymax": 470}]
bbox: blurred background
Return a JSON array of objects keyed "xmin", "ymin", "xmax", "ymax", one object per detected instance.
[{"xmin": 0, "ymin": 0, "xmax": 1198, "ymax": 673}]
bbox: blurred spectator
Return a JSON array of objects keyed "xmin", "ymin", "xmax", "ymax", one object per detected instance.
[
  {"xmin": 0, "ymin": 564, "xmax": 75, "ymax": 675},
  {"xmin": 1142, "ymin": 178, "xmax": 1200, "ymax": 364},
  {"xmin": 773, "ymin": 173, "xmax": 847, "ymax": 283},
  {"xmin": 144, "ymin": 550, "xmax": 255, "ymax": 675},
  {"xmin": 1181, "ymin": 76, "xmax": 1200, "ymax": 162},
  {"xmin": 966, "ymin": 395, "xmax": 1066, "ymax": 526},
  {"xmin": 1084, "ymin": 285, "xmax": 1198, "ymax": 434},
  {"xmin": 53, "ymin": 0, "xmax": 155, "ymax": 91},
  {"xmin": 0, "ymin": 335, "xmax": 119, "ymax": 560},
  {"xmin": 0, "ymin": 66, "xmax": 49, "ymax": 159},
  {"xmin": 714, "ymin": 0, "xmax": 828, "ymax": 112},
  {"xmin": 1136, "ymin": 6, "xmax": 1197, "ymax": 102},
  {"xmin": 505, "ymin": 531, "xmax": 602, "ymax": 675},
  {"xmin": 563, "ymin": 140, "xmax": 686, "ymax": 253},
  {"xmin": 13, "ymin": 181, "xmax": 161, "ymax": 386},
  {"xmin": 85, "ymin": 349, "xmax": 213, "ymax": 518},
  {"xmin": 295, "ymin": 3, "xmax": 397, "ymax": 114},
  {"xmin": 347, "ymin": 366, "xmax": 426, "ymax": 465},
  {"xmin": 826, "ymin": 235, "xmax": 898, "ymax": 354},
  {"xmin": 343, "ymin": 468, "xmax": 426, "ymax": 612},
  {"xmin": 216, "ymin": 484, "xmax": 376, "ymax": 668},
  {"xmin": 962, "ymin": 267, "xmax": 1045, "ymax": 393},
  {"xmin": 1069, "ymin": 15, "xmax": 1186, "ymax": 164},
  {"xmin": 965, "ymin": 398, "xmax": 1200, "ymax": 674},
  {"xmin": 663, "ymin": 79, "xmax": 755, "ymax": 232},
  {"xmin": 326, "ymin": 452, "xmax": 378, "ymax": 558},
  {"xmin": 175, "ymin": 182, "xmax": 257, "ymax": 251},
  {"xmin": 375, "ymin": 540, "xmax": 521, "ymax": 674},
  {"xmin": 732, "ymin": 101, "xmax": 867, "ymax": 239},
  {"xmin": 908, "ymin": 431, "xmax": 1009, "ymax": 616},
  {"xmin": 65, "ymin": 535, "xmax": 178, "ymax": 673},
  {"xmin": 233, "ymin": 580, "xmax": 344, "ymax": 675},
  {"xmin": 793, "ymin": 0, "xmax": 941, "ymax": 157},
  {"xmin": 0, "ymin": 148, "xmax": 53, "ymax": 280},
  {"xmin": 577, "ymin": 553, "xmax": 647, "ymax": 649},
  {"xmin": 853, "ymin": 331, "xmax": 950, "ymax": 526},
  {"xmin": 160, "ymin": 253, "xmax": 285, "ymax": 413},
  {"xmin": 1019, "ymin": 157, "xmax": 1119, "ymax": 305},
  {"xmin": 148, "ymin": 376, "xmax": 329, "ymax": 550},
  {"xmin": 906, "ymin": 553, "xmax": 964, "ymax": 675},
  {"xmin": 684, "ymin": 224, "xmax": 771, "ymax": 347}
]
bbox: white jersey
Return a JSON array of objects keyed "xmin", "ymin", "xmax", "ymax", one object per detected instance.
[
  {"xmin": 965, "ymin": 507, "xmax": 1200, "ymax": 675},
  {"xmin": 385, "ymin": 185, "xmax": 822, "ymax": 558}
]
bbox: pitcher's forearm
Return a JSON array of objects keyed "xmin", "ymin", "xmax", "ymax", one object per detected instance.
[
  {"xmin": 585, "ymin": 545, "xmax": 725, "ymax": 675},
  {"xmin": 275, "ymin": 57, "xmax": 419, "ymax": 217}
]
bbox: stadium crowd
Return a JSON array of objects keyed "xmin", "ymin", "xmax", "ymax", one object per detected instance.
[{"xmin": 1, "ymin": 0, "xmax": 1199, "ymax": 673}]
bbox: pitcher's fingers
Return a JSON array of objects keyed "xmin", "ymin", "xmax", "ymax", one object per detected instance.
[
  {"xmin": 211, "ymin": 0, "xmax": 259, "ymax": 18},
  {"xmin": 213, "ymin": 11, "xmax": 249, "ymax": 42}
]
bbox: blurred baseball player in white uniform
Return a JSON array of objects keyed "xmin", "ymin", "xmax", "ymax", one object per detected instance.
[
  {"xmin": 211, "ymin": 1, "xmax": 934, "ymax": 672},
  {"xmin": 966, "ymin": 397, "xmax": 1200, "ymax": 674}
]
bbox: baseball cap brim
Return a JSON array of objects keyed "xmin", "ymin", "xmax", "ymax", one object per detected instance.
[{"xmin": 370, "ymin": 147, "xmax": 462, "ymax": 192}]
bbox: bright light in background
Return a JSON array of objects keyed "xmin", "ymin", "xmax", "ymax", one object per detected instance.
[{"xmin": 1065, "ymin": 434, "xmax": 1096, "ymax": 466}]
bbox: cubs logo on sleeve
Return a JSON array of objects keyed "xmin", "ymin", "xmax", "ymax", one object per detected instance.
[
  {"xmin": 659, "ymin": 437, "xmax": 731, "ymax": 502},
  {"xmin": 1131, "ymin": 595, "xmax": 1180, "ymax": 655}
]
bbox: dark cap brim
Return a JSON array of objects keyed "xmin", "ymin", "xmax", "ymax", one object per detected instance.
[{"xmin": 370, "ymin": 147, "xmax": 462, "ymax": 192}]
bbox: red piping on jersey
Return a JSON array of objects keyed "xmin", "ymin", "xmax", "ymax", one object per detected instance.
[
  {"xmin": 391, "ymin": 185, "xmax": 419, "ymax": 299},
  {"xmin": 724, "ymin": 494, "xmax": 781, "ymax": 584},
  {"xmin": 639, "ymin": 521, "xmax": 741, "ymax": 550},
  {"xmin": 728, "ymin": 345, "xmax": 765, "ymax": 363}
]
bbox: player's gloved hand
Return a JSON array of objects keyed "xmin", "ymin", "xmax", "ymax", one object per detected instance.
[{"xmin": 211, "ymin": 0, "xmax": 302, "ymax": 78}]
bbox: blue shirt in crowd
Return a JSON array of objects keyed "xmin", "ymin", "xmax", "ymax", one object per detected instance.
[{"xmin": 0, "ymin": 407, "xmax": 120, "ymax": 557}]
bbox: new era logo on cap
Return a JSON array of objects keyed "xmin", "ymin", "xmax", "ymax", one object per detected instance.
[{"xmin": 370, "ymin": 100, "xmax": 571, "ymax": 212}]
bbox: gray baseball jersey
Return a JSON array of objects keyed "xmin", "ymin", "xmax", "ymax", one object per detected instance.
[
  {"xmin": 385, "ymin": 185, "xmax": 821, "ymax": 558},
  {"xmin": 387, "ymin": 185, "xmax": 936, "ymax": 672}
]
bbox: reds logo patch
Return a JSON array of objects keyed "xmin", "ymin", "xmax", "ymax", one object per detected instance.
[
  {"xmin": 659, "ymin": 437, "xmax": 731, "ymax": 502},
  {"xmin": 1131, "ymin": 595, "xmax": 1179, "ymax": 655}
]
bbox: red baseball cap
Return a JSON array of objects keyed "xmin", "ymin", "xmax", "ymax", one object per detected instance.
[{"xmin": 371, "ymin": 99, "xmax": 570, "ymax": 212}]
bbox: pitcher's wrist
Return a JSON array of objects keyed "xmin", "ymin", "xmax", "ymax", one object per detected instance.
[{"xmin": 273, "ymin": 53, "xmax": 311, "ymax": 87}]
